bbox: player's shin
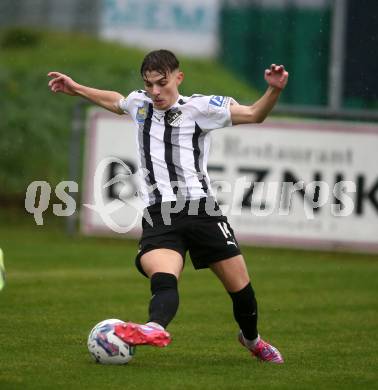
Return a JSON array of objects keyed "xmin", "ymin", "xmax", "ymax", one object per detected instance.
[
  {"xmin": 229, "ymin": 283, "xmax": 258, "ymax": 342},
  {"xmin": 148, "ymin": 272, "xmax": 179, "ymax": 329}
]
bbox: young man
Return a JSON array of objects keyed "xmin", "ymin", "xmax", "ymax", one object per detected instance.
[{"xmin": 48, "ymin": 50, "xmax": 288, "ymax": 364}]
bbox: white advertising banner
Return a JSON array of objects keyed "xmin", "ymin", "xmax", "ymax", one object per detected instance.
[
  {"xmin": 100, "ymin": 0, "xmax": 220, "ymax": 57},
  {"xmin": 82, "ymin": 109, "xmax": 378, "ymax": 252}
]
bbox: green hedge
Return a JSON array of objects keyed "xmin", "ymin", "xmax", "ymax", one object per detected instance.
[{"xmin": 0, "ymin": 28, "xmax": 259, "ymax": 197}]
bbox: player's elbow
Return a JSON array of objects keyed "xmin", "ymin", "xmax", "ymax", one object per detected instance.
[
  {"xmin": 249, "ymin": 108, "xmax": 266, "ymax": 124},
  {"xmin": 232, "ymin": 106, "xmax": 266, "ymax": 125},
  {"xmin": 256, "ymin": 117, "xmax": 266, "ymax": 124}
]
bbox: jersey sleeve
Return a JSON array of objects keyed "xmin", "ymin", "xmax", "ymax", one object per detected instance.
[
  {"xmin": 118, "ymin": 90, "xmax": 143, "ymax": 114},
  {"xmin": 192, "ymin": 95, "xmax": 236, "ymax": 132}
]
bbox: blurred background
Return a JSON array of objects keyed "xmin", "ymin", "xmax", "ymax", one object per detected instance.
[
  {"xmin": 2, "ymin": 0, "xmax": 378, "ymax": 108},
  {"xmin": 0, "ymin": 0, "xmax": 377, "ymax": 244}
]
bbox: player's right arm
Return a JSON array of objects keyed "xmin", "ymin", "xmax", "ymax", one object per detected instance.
[
  {"xmin": 47, "ymin": 72, "xmax": 125, "ymax": 115},
  {"xmin": 230, "ymin": 64, "xmax": 289, "ymax": 125}
]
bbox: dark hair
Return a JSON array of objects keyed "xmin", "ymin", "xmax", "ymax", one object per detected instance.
[{"xmin": 140, "ymin": 49, "xmax": 179, "ymax": 78}]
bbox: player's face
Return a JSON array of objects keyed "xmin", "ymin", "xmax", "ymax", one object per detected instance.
[{"xmin": 143, "ymin": 69, "xmax": 184, "ymax": 110}]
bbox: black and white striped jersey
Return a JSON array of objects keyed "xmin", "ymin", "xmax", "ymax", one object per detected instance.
[{"xmin": 119, "ymin": 91, "xmax": 234, "ymax": 206}]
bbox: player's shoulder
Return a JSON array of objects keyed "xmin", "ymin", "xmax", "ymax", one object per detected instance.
[
  {"xmin": 124, "ymin": 90, "xmax": 152, "ymax": 108},
  {"xmin": 180, "ymin": 94, "xmax": 232, "ymax": 111},
  {"xmin": 180, "ymin": 94, "xmax": 211, "ymax": 109},
  {"xmin": 127, "ymin": 89, "xmax": 151, "ymax": 101},
  {"xmin": 119, "ymin": 90, "xmax": 152, "ymax": 114}
]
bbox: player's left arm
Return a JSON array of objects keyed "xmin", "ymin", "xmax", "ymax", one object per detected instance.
[{"xmin": 230, "ymin": 64, "xmax": 289, "ymax": 125}]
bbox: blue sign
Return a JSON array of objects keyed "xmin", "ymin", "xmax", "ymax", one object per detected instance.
[{"xmin": 103, "ymin": 0, "xmax": 213, "ymax": 33}]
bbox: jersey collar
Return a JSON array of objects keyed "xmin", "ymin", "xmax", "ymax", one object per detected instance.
[{"xmin": 153, "ymin": 95, "xmax": 184, "ymax": 113}]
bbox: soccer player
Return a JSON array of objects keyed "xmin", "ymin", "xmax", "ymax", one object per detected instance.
[{"xmin": 48, "ymin": 50, "xmax": 288, "ymax": 364}]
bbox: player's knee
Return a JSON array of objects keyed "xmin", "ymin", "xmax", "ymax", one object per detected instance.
[{"xmin": 139, "ymin": 249, "xmax": 183, "ymax": 279}]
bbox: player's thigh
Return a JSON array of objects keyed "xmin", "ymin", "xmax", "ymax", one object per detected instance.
[
  {"xmin": 140, "ymin": 248, "xmax": 184, "ymax": 279},
  {"xmin": 210, "ymin": 254, "xmax": 250, "ymax": 293}
]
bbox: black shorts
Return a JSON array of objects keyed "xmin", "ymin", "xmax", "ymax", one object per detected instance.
[{"xmin": 135, "ymin": 198, "xmax": 241, "ymax": 277}]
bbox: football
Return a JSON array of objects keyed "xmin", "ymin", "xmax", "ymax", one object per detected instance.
[{"xmin": 87, "ymin": 319, "xmax": 135, "ymax": 365}]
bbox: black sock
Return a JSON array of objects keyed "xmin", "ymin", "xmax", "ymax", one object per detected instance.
[
  {"xmin": 148, "ymin": 272, "xmax": 179, "ymax": 329},
  {"xmin": 228, "ymin": 283, "xmax": 258, "ymax": 340}
]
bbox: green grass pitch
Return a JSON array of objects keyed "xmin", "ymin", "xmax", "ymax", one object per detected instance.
[{"xmin": 0, "ymin": 224, "xmax": 377, "ymax": 389}]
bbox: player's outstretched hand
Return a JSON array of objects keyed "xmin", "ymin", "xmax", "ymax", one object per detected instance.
[
  {"xmin": 264, "ymin": 64, "xmax": 289, "ymax": 90},
  {"xmin": 48, "ymin": 72, "xmax": 79, "ymax": 96}
]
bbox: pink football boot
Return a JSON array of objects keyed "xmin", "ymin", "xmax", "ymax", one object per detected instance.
[
  {"xmin": 114, "ymin": 322, "xmax": 171, "ymax": 347},
  {"xmin": 239, "ymin": 331, "xmax": 284, "ymax": 364}
]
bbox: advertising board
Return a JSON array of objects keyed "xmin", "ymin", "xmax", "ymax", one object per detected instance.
[{"xmin": 82, "ymin": 109, "xmax": 378, "ymax": 252}]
